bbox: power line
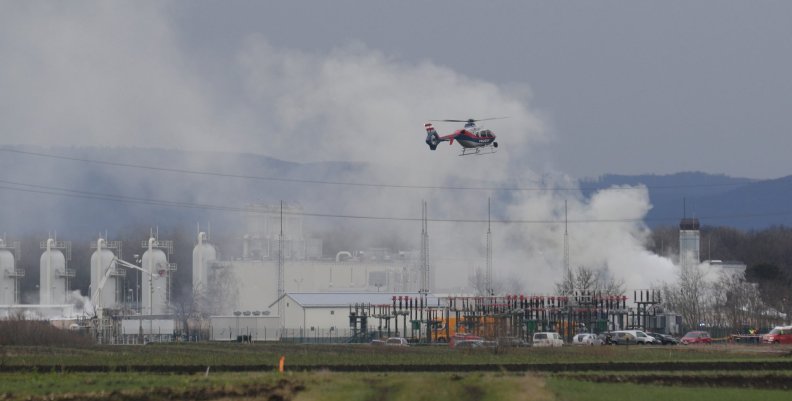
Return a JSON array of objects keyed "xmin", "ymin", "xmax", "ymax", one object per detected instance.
[
  {"xmin": 0, "ymin": 147, "xmax": 753, "ymax": 192},
  {"xmin": 1, "ymin": 178, "xmax": 790, "ymax": 225}
]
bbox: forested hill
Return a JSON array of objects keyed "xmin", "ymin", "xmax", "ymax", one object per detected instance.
[{"xmin": 1, "ymin": 146, "xmax": 790, "ymax": 237}]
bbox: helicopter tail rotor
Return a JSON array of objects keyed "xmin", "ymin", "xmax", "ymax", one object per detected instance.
[{"xmin": 425, "ymin": 122, "xmax": 441, "ymax": 150}]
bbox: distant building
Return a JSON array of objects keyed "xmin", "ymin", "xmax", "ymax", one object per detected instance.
[
  {"xmin": 702, "ymin": 260, "xmax": 747, "ymax": 277},
  {"xmin": 282, "ymin": 292, "xmax": 439, "ymax": 337},
  {"xmin": 679, "ymin": 218, "xmax": 700, "ymax": 269},
  {"xmin": 205, "ymin": 252, "xmax": 426, "ymax": 316}
]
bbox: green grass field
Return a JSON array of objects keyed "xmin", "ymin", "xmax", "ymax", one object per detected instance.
[
  {"xmin": 2, "ymin": 342, "xmax": 788, "ymax": 368},
  {"xmin": 1, "ymin": 372, "xmax": 790, "ymax": 401},
  {"xmin": 1, "ymin": 344, "xmax": 791, "ymax": 400}
]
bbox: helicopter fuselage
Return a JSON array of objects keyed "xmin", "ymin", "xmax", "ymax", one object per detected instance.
[{"xmin": 453, "ymin": 129, "xmax": 497, "ymax": 148}]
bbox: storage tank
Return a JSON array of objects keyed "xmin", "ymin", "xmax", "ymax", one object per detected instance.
[
  {"xmin": 0, "ymin": 239, "xmax": 20, "ymax": 305},
  {"xmin": 141, "ymin": 237, "xmax": 171, "ymax": 315},
  {"xmin": 90, "ymin": 238, "xmax": 120, "ymax": 309},
  {"xmin": 40, "ymin": 238, "xmax": 70, "ymax": 305},
  {"xmin": 192, "ymin": 232, "xmax": 217, "ymax": 296}
]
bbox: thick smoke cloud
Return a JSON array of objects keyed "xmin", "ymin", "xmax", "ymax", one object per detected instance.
[{"xmin": 0, "ymin": 3, "xmax": 675, "ymax": 292}]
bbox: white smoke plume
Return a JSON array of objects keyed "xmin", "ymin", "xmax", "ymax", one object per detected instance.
[
  {"xmin": 67, "ymin": 290, "xmax": 96, "ymax": 317},
  {"xmin": 0, "ymin": 3, "xmax": 676, "ymax": 293}
]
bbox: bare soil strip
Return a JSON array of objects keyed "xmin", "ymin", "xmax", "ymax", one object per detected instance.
[
  {"xmin": 0, "ymin": 379, "xmax": 305, "ymax": 401},
  {"xmin": 565, "ymin": 373, "xmax": 792, "ymax": 390}
]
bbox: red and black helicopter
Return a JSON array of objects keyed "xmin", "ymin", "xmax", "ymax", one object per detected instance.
[{"xmin": 424, "ymin": 117, "xmax": 505, "ymax": 155}]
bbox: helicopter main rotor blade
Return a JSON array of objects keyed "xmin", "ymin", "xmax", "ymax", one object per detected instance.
[
  {"xmin": 473, "ymin": 116, "xmax": 509, "ymax": 122},
  {"xmin": 429, "ymin": 117, "xmax": 510, "ymax": 123}
]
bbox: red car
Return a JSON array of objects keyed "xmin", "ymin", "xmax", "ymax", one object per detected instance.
[
  {"xmin": 680, "ymin": 331, "xmax": 712, "ymax": 344},
  {"xmin": 762, "ymin": 326, "xmax": 792, "ymax": 344}
]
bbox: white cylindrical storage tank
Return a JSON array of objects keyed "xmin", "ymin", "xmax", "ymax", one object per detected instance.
[
  {"xmin": 0, "ymin": 248, "xmax": 16, "ymax": 305},
  {"xmin": 40, "ymin": 239, "xmax": 67, "ymax": 305},
  {"xmin": 91, "ymin": 239, "xmax": 119, "ymax": 309},
  {"xmin": 192, "ymin": 232, "xmax": 217, "ymax": 296},
  {"xmin": 141, "ymin": 244, "xmax": 170, "ymax": 315}
]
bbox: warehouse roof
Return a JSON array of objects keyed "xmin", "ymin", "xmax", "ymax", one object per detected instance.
[{"xmin": 284, "ymin": 292, "xmax": 440, "ymax": 308}]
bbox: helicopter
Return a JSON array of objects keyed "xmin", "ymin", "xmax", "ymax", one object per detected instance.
[{"xmin": 424, "ymin": 117, "xmax": 505, "ymax": 156}]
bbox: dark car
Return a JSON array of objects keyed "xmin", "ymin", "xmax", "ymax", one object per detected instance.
[
  {"xmin": 681, "ymin": 331, "xmax": 712, "ymax": 345},
  {"xmin": 647, "ymin": 332, "xmax": 679, "ymax": 345},
  {"xmin": 597, "ymin": 332, "xmax": 615, "ymax": 345},
  {"xmin": 454, "ymin": 339, "xmax": 484, "ymax": 348}
]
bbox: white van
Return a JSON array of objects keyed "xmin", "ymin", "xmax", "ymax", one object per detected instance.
[
  {"xmin": 613, "ymin": 330, "xmax": 655, "ymax": 344},
  {"xmin": 532, "ymin": 332, "xmax": 564, "ymax": 347}
]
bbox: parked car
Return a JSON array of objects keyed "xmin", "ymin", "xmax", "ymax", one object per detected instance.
[
  {"xmin": 450, "ymin": 333, "xmax": 483, "ymax": 348},
  {"xmin": 532, "ymin": 332, "xmax": 564, "ymax": 347},
  {"xmin": 385, "ymin": 337, "xmax": 409, "ymax": 346},
  {"xmin": 647, "ymin": 332, "xmax": 679, "ymax": 345},
  {"xmin": 498, "ymin": 337, "xmax": 530, "ymax": 347},
  {"xmin": 454, "ymin": 339, "xmax": 484, "ymax": 349},
  {"xmin": 762, "ymin": 326, "xmax": 792, "ymax": 344},
  {"xmin": 572, "ymin": 333, "xmax": 602, "ymax": 345},
  {"xmin": 610, "ymin": 331, "xmax": 637, "ymax": 345},
  {"xmin": 680, "ymin": 331, "xmax": 712, "ymax": 345},
  {"xmin": 612, "ymin": 330, "xmax": 655, "ymax": 345}
]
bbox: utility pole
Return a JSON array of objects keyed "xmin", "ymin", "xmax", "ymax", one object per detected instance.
[
  {"xmin": 486, "ymin": 198, "xmax": 493, "ymax": 296},
  {"xmin": 564, "ymin": 200, "xmax": 570, "ymax": 295},
  {"xmin": 420, "ymin": 201, "xmax": 430, "ymax": 295},
  {"xmin": 278, "ymin": 201, "xmax": 285, "ymax": 332}
]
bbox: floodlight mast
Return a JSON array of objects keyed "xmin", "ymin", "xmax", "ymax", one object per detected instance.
[{"xmin": 91, "ymin": 257, "xmax": 118, "ymax": 319}]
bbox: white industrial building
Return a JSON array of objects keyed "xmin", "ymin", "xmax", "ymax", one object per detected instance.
[
  {"xmin": 199, "ymin": 203, "xmax": 434, "ymax": 321},
  {"xmin": 204, "ymin": 256, "xmax": 427, "ymax": 315},
  {"xmin": 281, "ymin": 292, "xmax": 440, "ymax": 333}
]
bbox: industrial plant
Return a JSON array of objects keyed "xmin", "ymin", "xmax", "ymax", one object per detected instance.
[{"xmin": 0, "ymin": 204, "xmax": 760, "ymax": 344}]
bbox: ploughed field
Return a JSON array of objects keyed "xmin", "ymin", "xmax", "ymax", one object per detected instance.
[{"xmin": 1, "ymin": 343, "xmax": 792, "ymax": 400}]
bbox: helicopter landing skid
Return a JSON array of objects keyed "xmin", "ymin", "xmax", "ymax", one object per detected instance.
[{"xmin": 459, "ymin": 146, "xmax": 497, "ymax": 156}]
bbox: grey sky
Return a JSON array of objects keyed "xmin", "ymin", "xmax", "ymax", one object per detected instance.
[
  {"xmin": 4, "ymin": 1, "xmax": 738, "ymax": 289},
  {"xmin": 168, "ymin": 0, "xmax": 792, "ymax": 179},
  {"xmin": 3, "ymin": 1, "xmax": 791, "ymax": 179}
]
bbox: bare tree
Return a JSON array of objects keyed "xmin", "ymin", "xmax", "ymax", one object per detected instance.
[
  {"xmin": 555, "ymin": 265, "xmax": 625, "ymax": 295},
  {"xmin": 663, "ymin": 264, "xmax": 709, "ymax": 329}
]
